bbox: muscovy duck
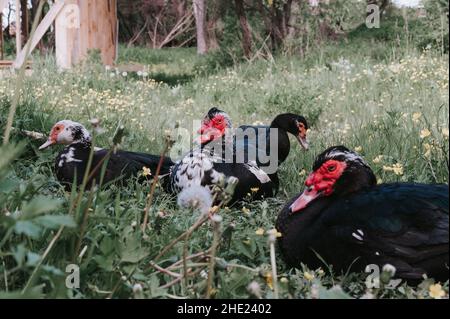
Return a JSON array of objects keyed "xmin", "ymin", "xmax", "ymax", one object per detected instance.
[
  {"xmin": 236, "ymin": 112, "xmax": 309, "ymax": 190},
  {"xmin": 39, "ymin": 120, "xmax": 174, "ymax": 189},
  {"xmin": 195, "ymin": 108, "xmax": 309, "ymax": 195},
  {"xmin": 276, "ymin": 146, "xmax": 449, "ymax": 282},
  {"xmin": 165, "ymin": 108, "xmax": 276, "ymax": 204}
]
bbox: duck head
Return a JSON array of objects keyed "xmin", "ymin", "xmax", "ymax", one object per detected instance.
[
  {"xmin": 39, "ymin": 120, "xmax": 92, "ymax": 150},
  {"xmin": 290, "ymin": 146, "xmax": 376, "ymax": 213},
  {"xmin": 272, "ymin": 113, "xmax": 309, "ymax": 150},
  {"xmin": 197, "ymin": 107, "xmax": 232, "ymax": 145}
]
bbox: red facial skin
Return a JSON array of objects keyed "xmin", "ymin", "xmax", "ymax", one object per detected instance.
[
  {"xmin": 49, "ymin": 124, "xmax": 64, "ymax": 144},
  {"xmin": 290, "ymin": 160, "xmax": 347, "ymax": 213},
  {"xmin": 198, "ymin": 114, "xmax": 227, "ymax": 144},
  {"xmin": 297, "ymin": 122, "xmax": 307, "ymax": 140}
]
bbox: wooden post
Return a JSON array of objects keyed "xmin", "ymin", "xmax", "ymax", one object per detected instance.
[
  {"xmin": 0, "ymin": 13, "xmax": 3, "ymax": 60},
  {"xmin": 0, "ymin": 0, "xmax": 8, "ymax": 12},
  {"xmin": 13, "ymin": 0, "xmax": 65, "ymax": 68},
  {"xmin": 15, "ymin": 0, "xmax": 21, "ymax": 56},
  {"xmin": 55, "ymin": 0, "xmax": 79, "ymax": 68},
  {"xmin": 12, "ymin": 0, "xmax": 117, "ymax": 69},
  {"xmin": 0, "ymin": 0, "xmax": 8, "ymax": 60},
  {"xmin": 56, "ymin": 0, "xmax": 117, "ymax": 69}
]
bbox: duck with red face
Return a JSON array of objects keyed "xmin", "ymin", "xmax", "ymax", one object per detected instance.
[
  {"xmin": 193, "ymin": 108, "xmax": 311, "ymax": 202},
  {"xmin": 276, "ymin": 146, "xmax": 449, "ymax": 282},
  {"xmin": 39, "ymin": 120, "xmax": 173, "ymax": 189},
  {"xmin": 165, "ymin": 108, "xmax": 276, "ymax": 204},
  {"xmin": 197, "ymin": 108, "xmax": 231, "ymax": 145}
]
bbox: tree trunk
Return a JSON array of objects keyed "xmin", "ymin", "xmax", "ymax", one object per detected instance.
[
  {"xmin": 255, "ymin": 0, "xmax": 274, "ymax": 50},
  {"xmin": 30, "ymin": 0, "xmax": 44, "ymax": 53},
  {"xmin": 234, "ymin": 0, "xmax": 252, "ymax": 58},
  {"xmin": 0, "ymin": 14, "xmax": 3, "ymax": 60},
  {"xmin": 173, "ymin": 0, "xmax": 186, "ymax": 21},
  {"xmin": 286, "ymin": 0, "xmax": 299, "ymax": 41},
  {"xmin": 207, "ymin": 18, "xmax": 219, "ymax": 51},
  {"xmin": 20, "ymin": 0, "xmax": 28, "ymax": 43},
  {"xmin": 206, "ymin": 0, "xmax": 227, "ymax": 51},
  {"xmin": 367, "ymin": 0, "xmax": 390, "ymax": 18},
  {"xmin": 193, "ymin": 0, "xmax": 207, "ymax": 54}
]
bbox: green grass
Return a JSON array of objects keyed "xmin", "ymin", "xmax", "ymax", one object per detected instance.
[{"xmin": 0, "ymin": 37, "xmax": 448, "ymax": 299}]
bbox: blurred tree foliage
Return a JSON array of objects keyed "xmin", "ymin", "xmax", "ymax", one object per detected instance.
[{"xmin": 3, "ymin": 0, "xmax": 447, "ymax": 61}]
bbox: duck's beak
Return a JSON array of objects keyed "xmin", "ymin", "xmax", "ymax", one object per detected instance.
[
  {"xmin": 296, "ymin": 135, "xmax": 309, "ymax": 150},
  {"xmin": 38, "ymin": 138, "xmax": 56, "ymax": 150},
  {"xmin": 289, "ymin": 185, "xmax": 321, "ymax": 213}
]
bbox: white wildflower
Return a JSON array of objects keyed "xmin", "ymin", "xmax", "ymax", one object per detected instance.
[
  {"xmin": 382, "ymin": 264, "xmax": 396, "ymax": 276},
  {"xmin": 177, "ymin": 186, "xmax": 213, "ymax": 215},
  {"xmin": 247, "ymin": 281, "xmax": 262, "ymax": 298}
]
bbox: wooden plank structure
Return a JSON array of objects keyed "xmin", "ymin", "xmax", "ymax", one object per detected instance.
[
  {"xmin": 0, "ymin": 0, "xmax": 7, "ymax": 60},
  {"xmin": 56, "ymin": 0, "xmax": 118, "ymax": 68},
  {"xmin": 1, "ymin": 0, "xmax": 118, "ymax": 70}
]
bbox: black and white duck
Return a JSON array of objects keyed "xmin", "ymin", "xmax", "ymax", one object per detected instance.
[{"xmin": 39, "ymin": 120, "xmax": 173, "ymax": 189}]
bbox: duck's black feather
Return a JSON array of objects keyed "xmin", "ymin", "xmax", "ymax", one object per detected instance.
[{"xmin": 277, "ymin": 183, "xmax": 449, "ymax": 281}]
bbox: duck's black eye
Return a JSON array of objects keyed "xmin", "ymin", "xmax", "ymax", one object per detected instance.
[
  {"xmin": 328, "ymin": 165, "xmax": 336, "ymax": 172},
  {"xmin": 55, "ymin": 127, "xmax": 60, "ymax": 131}
]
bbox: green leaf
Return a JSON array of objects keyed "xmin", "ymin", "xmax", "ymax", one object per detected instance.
[
  {"xmin": 26, "ymin": 251, "xmax": 41, "ymax": 267},
  {"xmin": 0, "ymin": 144, "xmax": 24, "ymax": 175},
  {"xmin": 42, "ymin": 264, "xmax": 65, "ymax": 276},
  {"xmin": 14, "ymin": 220, "xmax": 42, "ymax": 238},
  {"xmin": 93, "ymin": 255, "xmax": 114, "ymax": 271},
  {"xmin": 0, "ymin": 284, "xmax": 45, "ymax": 299},
  {"xmin": 34, "ymin": 215, "xmax": 77, "ymax": 229},
  {"xmin": 318, "ymin": 285, "xmax": 353, "ymax": 299},
  {"xmin": 12, "ymin": 244, "xmax": 27, "ymax": 266},
  {"xmin": 234, "ymin": 240, "xmax": 255, "ymax": 260},
  {"xmin": 121, "ymin": 249, "xmax": 148, "ymax": 263},
  {"xmin": 99, "ymin": 237, "xmax": 116, "ymax": 255},
  {"xmin": 119, "ymin": 233, "xmax": 148, "ymax": 263},
  {"xmin": 148, "ymin": 274, "xmax": 166, "ymax": 298},
  {"xmin": 22, "ymin": 196, "xmax": 63, "ymax": 217},
  {"xmin": 0, "ymin": 177, "xmax": 19, "ymax": 193}
]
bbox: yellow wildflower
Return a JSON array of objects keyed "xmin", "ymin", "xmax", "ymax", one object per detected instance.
[
  {"xmin": 429, "ymin": 284, "xmax": 446, "ymax": 299},
  {"xmin": 142, "ymin": 166, "xmax": 151, "ymax": 177},
  {"xmin": 265, "ymin": 272, "xmax": 273, "ymax": 290},
  {"xmin": 420, "ymin": 129, "xmax": 431, "ymax": 139},
  {"xmin": 267, "ymin": 228, "xmax": 282, "ymax": 238},
  {"xmin": 383, "ymin": 163, "xmax": 404, "ymax": 176},
  {"xmin": 303, "ymin": 271, "xmax": 315, "ymax": 281},
  {"xmin": 372, "ymin": 155, "xmax": 384, "ymax": 164},
  {"xmin": 251, "ymin": 187, "xmax": 260, "ymax": 193},
  {"xmin": 242, "ymin": 207, "xmax": 251, "ymax": 215},
  {"xmin": 298, "ymin": 169, "xmax": 307, "ymax": 176},
  {"xmin": 412, "ymin": 112, "xmax": 422, "ymax": 123},
  {"xmin": 354, "ymin": 146, "xmax": 363, "ymax": 153},
  {"xmin": 392, "ymin": 163, "xmax": 404, "ymax": 176},
  {"xmin": 442, "ymin": 128, "xmax": 449, "ymax": 138},
  {"xmin": 255, "ymin": 228, "xmax": 265, "ymax": 236}
]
